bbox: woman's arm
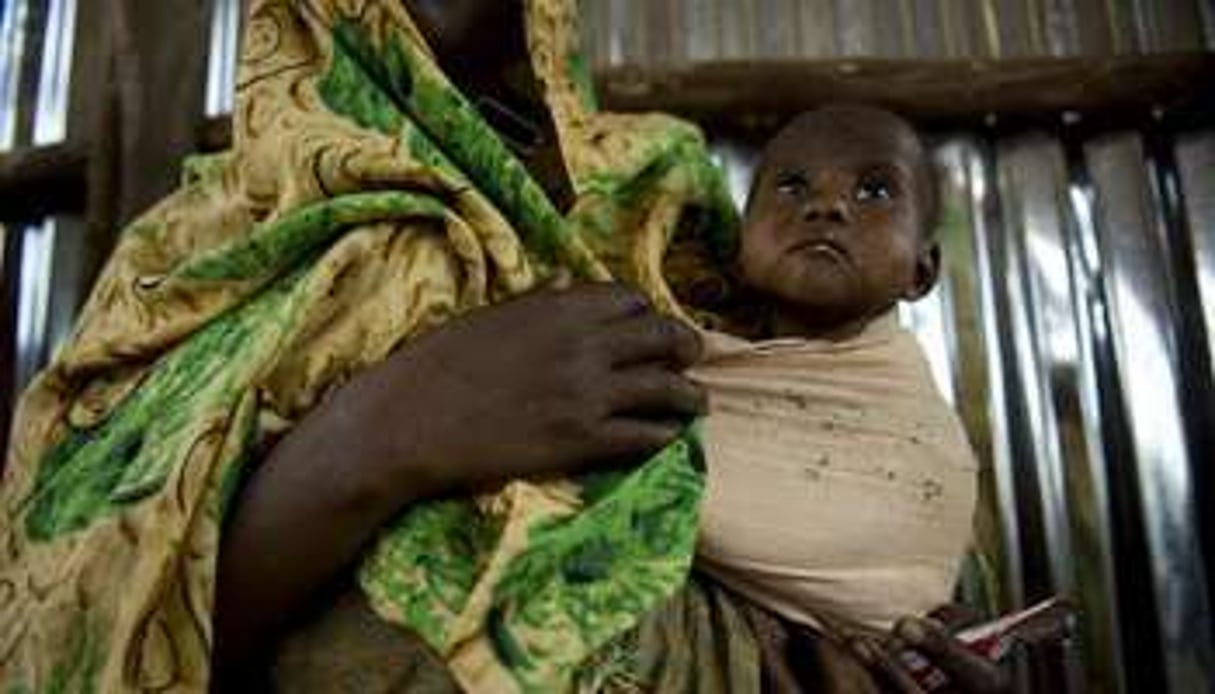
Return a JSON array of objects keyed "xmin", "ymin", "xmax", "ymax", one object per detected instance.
[{"xmin": 212, "ymin": 285, "xmax": 706, "ymax": 681}]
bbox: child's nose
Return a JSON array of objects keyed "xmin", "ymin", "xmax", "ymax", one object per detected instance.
[{"xmin": 802, "ymin": 192, "xmax": 850, "ymax": 224}]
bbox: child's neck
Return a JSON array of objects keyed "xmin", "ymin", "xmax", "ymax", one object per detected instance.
[{"xmin": 766, "ymin": 302, "xmax": 888, "ymax": 342}]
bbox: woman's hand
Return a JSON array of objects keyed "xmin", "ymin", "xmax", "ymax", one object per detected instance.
[
  {"xmin": 337, "ymin": 282, "xmax": 706, "ymax": 500},
  {"xmin": 852, "ymin": 613, "xmax": 1011, "ymax": 694}
]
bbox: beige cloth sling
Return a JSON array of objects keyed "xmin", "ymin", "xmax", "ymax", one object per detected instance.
[{"xmin": 691, "ymin": 313, "xmax": 978, "ymax": 639}]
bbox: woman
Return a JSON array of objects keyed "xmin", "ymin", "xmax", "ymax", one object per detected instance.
[{"xmin": 0, "ymin": 1, "xmax": 1008, "ymax": 691}]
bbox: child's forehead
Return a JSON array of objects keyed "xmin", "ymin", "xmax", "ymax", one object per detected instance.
[
  {"xmin": 762, "ymin": 125, "xmax": 919, "ymax": 174},
  {"xmin": 758, "ymin": 108, "xmax": 925, "ymax": 176}
]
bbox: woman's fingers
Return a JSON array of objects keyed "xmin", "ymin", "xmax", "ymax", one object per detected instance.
[
  {"xmin": 894, "ymin": 618, "xmax": 1011, "ymax": 694},
  {"xmin": 590, "ymin": 419, "xmax": 686, "ymax": 462},
  {"xmin": 567, "ymin": 282, "xmax": 652, "ymax": 321},
  {"xmin": 608, "ymin": 368, "xmax": 708, "ymax": 419},
  {"xmin": 604, "ymin": 314, "xmax": 704, "ymax": 369}
]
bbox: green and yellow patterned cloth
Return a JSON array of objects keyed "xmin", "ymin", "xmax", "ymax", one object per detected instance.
[{"xmin": 0, "ymin": 1, "xmax": 737, "ymax": 691}]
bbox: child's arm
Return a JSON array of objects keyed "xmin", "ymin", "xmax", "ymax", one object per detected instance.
[{"xmin": 211, "ymin": 285, "xmax": 706, "ymax": 682}]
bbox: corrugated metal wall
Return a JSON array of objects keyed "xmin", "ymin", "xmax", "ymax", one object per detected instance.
[{"xmin": 581, "ymin": 0, "xmax": 1215, "ymax": 64}]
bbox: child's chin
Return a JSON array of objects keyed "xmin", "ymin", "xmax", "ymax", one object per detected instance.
[
  {"xmin": 781, "ymin": 294, "xmax": 859, "ymax": 323},
  {"xmin": 780, "ymin": 277, "xmax": 854, "ymax": 310}
]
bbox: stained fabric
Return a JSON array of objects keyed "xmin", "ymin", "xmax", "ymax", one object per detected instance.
[
  {"xmin": 692, "ymin": 315, "xmax": 978, "ymax": 638},
  {"xmin": 0, "ymin": 1, "xmax": 736, "ymax": 691}
]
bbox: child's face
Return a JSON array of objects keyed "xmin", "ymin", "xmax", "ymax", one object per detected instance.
[{"xmin": 739, "ymin": 110, "xmax": 937, "ymax": 328}]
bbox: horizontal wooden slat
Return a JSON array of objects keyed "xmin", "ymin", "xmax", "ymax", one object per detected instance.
[
  {"xmin": 0, "ymin": 142, "xmax": 88, "ymax": 221},
  {"xmin": 595, "ymin": 53, "xmax": 1215, "ymax": 131}
]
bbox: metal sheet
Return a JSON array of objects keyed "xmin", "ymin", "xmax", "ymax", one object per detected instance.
[
  {"xmin": 640, "ymin": 0, "xmax": 681, "ymax": 67},
  {"xmin": 900, "ymin": 282, "xmax": 959, "ymax": 405},
  {"xmin": 937, "ymin": 0, "xmax": 978, "ymax": 58},
  {"xmin": 1145, "ymin": 0, "xmax": 1206, "ymax": 50},
  {"xmin": 14, "ymin": 218, "xmax": 54, "ymax": 392},
  {"xmin": 580, "ymin": 0, "xmax": 1209, "ymax": 60},
  {"xmin": 754, "ymin": 0, "xmax": 798, "ymax": 58},
  {"xmin": 1085, "ymin": 132, "xmax": 1214, "ymax": 694},
  {"xmin": 1124, "ymin": 0, "xmax": 1204, "ymax": 51},
  {"xmin": 682, "ymin": 0, "xmax": 720, "ymax": 63},
  {"xmin": 718, "ymin": 0, "xmax": 757, "ymax": 59},
  {"xmin": 1103, "ymin": 0, "xmax": 1145, "ymax": 53},
  {"xmin": 999, "ymin": 133, "xmax": 1126, "ymax": 693},
  {"xmin": 1174, "ymin": 131, "xmax": 1215, "ymax": 387},
  {"xmin": 1202, "ymin": 0, "xmax": 1215, "ymax": 49},
  {"xmin": 908, "ymin": 0, "xmax": 946, "ymax": 57},
  {"xmin": 995, "ymin": 135, "xmax": 1078, "ymax": 603},
  {"xmin": 796, "ymin": 0, "xmax": 837, "ymax": 57},
  {"xmin": 707, "ymin": 137, "xmax": 758, "ymax": 215},
  {"xmin": 957, "ymin": 137, "xmax": 1029, "ymax": 611},
  {"xmin": 0, "ymin": 0, "xmax": 29, "ymax": 150},
  {"xmin": 1062, "ymin": 152, "xmax": 1131, "ymax": 694},
  {"xmin": 1038, "ymin": 0, "xmax": 1082, "ymax": 55},
  {"xmin": 205, "ymin": 0, "xmax": 240, "ymax": 116},
  {"xmin": 831, "ymin": 0, "xmax": 876, "ymax": 56},
  {"xmin": 992, "ymin": 0, "xmax": 1034, "ymax": 57},
  {"xmin": 1071, "ymin": 0, "xmax": 1117, "ymax": 54},
  {"xmin": 44, "ymin": 214, "xmax": 84, "ymax": 359},
  {"xmin": 31, "ymin": 0, "xmax": 73, "ymax": 145}
]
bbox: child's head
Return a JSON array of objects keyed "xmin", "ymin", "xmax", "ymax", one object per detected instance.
[{"xmin": 739, "ymin": 105, "xmax": 940, "ymax": 332}]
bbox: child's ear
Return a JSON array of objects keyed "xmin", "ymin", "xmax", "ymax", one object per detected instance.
[{"xmin": 903, "ymin": 242, "xmax": 941, "ymax": 301}]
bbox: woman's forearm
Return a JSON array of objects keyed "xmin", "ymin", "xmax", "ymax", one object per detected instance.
[
  {"xmin": 209, "ymin": 286, "xmax": 707, "ymax": 682},
  {"xmin": 211, "ymin": 397, "xmax": 427, "ymax": 683}
]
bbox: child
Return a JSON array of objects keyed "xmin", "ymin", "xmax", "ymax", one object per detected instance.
[{"xmin": 685, "ymin": 105, "xmax": 979, "ymax": 641}]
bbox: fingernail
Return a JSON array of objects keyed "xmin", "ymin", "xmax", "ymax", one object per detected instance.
[{"xmin": 898, "ymin": 620, "xmax": 928, "ymax": 646}]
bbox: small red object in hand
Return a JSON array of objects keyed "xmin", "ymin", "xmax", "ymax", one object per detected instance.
[{"xmin": 900, "ymin": 597, "xmax": 1074, "ymax": 691}]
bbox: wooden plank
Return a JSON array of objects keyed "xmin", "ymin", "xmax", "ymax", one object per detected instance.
[
  {"xmin": 110, "ymin": 0, "xmax": 212, "ymax": 225},
  {"xmin": 0, "ymin": 224, "xmax": 22, "ymax": 467},
  {"xmin": 595, "ymin": 53, "xmax": 1215, "ymax": 131},
  {"xmin": 80, "ymin": 1, "xmax": 121, "ymax": 293},
  {"xmin": 13, "ymin": 0, "xmax": 50, "ymax": 147},
  {"xmin": 0, "ymin": 141, "xmax": 87, "ymax": 220}
]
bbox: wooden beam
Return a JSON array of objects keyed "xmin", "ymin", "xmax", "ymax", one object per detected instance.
[
  {"xmin": 0, "ymin": 142, "xmax": 88, "ymax": 221},
  {"xmin": 1, "ymin": 225, "xmax": 23, "ymax": 466},
  {"xmin": 71, "ymin": 0, "xmax": 122, "ymax": 291},
  {"xmin": 198, "ymin": 114, "xmax": 232, "ymax": 153},
  {"xmin": 595, "ymin": 53, "xmax": 1215, "ymax": 132},
  {"xmin": 110, "ymin": 0, "xmax": 212, "ymax": 226}
]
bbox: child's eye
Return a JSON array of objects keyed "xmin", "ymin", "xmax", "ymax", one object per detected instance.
[
  {"xmin": 775, "ymin": 173, "xmax": 808, "ymax": 196},
  {"xmin": 855, "ymin": 176, "xmax": 894, "ymax": 202}
]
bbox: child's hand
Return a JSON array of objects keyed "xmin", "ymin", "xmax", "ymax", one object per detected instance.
[{"xmin": 851, "ymin": 614, "xmax": 1011, "ymax": 694}]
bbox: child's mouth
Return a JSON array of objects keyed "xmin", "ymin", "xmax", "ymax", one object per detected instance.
[{"xmin": 789, "ymin": 238, "xmax": 849, "ymax": 263}]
